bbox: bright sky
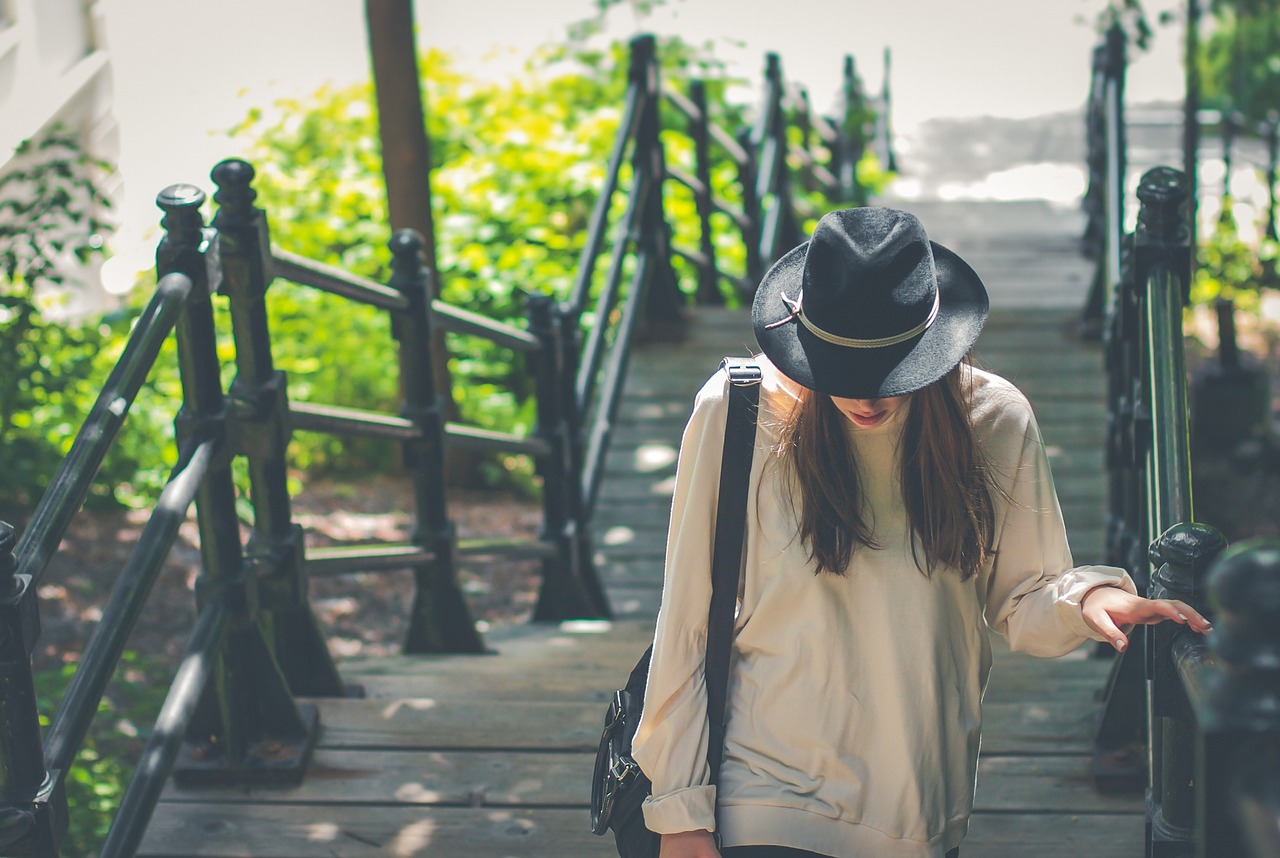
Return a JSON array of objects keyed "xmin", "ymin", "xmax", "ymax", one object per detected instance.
[{"xmin": 98, "ymin": 0, "xmax": 1187, "ymax": 288}]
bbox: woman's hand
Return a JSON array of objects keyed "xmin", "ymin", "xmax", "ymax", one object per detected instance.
[
  {"xmin": 659, "ymin": 830, "xmax": 720, "ymax": 858},
  {"xmin": 1082, "ymin": 585, "xmax": 1213, "ymax": 652}
]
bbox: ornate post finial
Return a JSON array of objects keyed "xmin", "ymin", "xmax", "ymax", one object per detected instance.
[
  {"xmin": 388, "ymin": 229, "xmax": 425, "ymax": 283},
  {"xmin": 1149, "ymin": 521, "xmax": 1229, "ymax": 606},
  {"xmin": 211, "ymin": 158, "xmax": 259, "ymax": 218},
  {"xmin": 1136, "ymin": 167, "xmax": 1190, "ymax": 240},
  {"xmin": 628, "ymin": 34, "xmax": 655, "ymax": 84},
  {"xmin": 156, "ymin": 184, "xmax": 206, "ymax": 244}
]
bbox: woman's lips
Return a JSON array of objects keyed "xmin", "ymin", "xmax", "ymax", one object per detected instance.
[{"xmin": 845, "ymin": 410, "xmax": 887, "ymax": 428}]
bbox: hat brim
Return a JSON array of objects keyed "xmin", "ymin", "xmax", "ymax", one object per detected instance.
[{"xmin": 751, "ymin": 239, "xmax": 989, "ymax": 399}]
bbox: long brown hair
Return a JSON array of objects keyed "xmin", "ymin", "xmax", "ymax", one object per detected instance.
[{"xmin": 773, "ymin": 361, "xmax": 997, "ymax": 580}]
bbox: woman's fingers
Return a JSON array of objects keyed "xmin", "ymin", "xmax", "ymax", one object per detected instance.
[
  {"xmin": 1082, "ymin": 588, "xmax": 1214, "ymax": 648},
  {"xmin": 1086, "ymin": 605, "xmax": 1130, "ymax": 652},
  {"xmin": 1134, "ymin": 598, "xmax": 1214, "ymax": 633},
  {"xmin": 1167, "ymin": 600, "xmax": 1213, "ymax": 633}
]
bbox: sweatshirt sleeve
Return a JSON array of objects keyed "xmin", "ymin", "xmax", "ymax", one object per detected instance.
[
  {"xmin": 630, "ymin": 371, "xmax": 730, "ymax": 835},
  {"xmin": 978, "ymin": 382, "xmax": 1136, "ymax": 657}
]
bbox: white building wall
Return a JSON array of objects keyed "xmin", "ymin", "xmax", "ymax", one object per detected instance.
[{"xmin": 0, "ymin": 0, "xmax": 117, "ymax": 315}]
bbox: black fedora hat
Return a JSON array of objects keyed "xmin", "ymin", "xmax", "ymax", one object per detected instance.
[{"xmin": 751, "ymin": 207, "xmax": 988, "ymax": 400}]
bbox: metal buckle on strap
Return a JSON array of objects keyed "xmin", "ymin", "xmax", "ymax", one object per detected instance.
[
  {"xmin": 721, "ymin": 357, "xmax": 762, "ymax": 386},
  {"xmin": 609, "ymin": 756, "xmax": 640, "ymax": 785}
]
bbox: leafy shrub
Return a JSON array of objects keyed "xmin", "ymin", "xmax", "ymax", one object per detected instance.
[{"xmin": 33, "ymin": 651, "xmax": 171, "ymax": 858}]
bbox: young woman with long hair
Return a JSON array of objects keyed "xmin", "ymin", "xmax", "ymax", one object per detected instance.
[{"xmin": 631, "ymin": 208, "xmax": 1211, "ymax": 858}]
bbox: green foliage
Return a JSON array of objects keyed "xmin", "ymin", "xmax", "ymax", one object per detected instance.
[
  {"xmin": 33, "ymin": 651, "xmax": 170, "ymax": 857},
  {"xmin": 1191, "ymin": 200, "xmax": 1280, "ymax": 312},
  {"xmin": 0, "ymin": 127, "xmax": 135, "ymax": 508},
  {"xmin": 228, "ymin": 38, "xmax": 811, "ymax": 481},
  {"xmin": 10, "ymin": 33, "xmax": 888, "ymax": 505},
  {"xmin": 1198, "ymin": 1, "xmax": 1280, "ymax": 124}
]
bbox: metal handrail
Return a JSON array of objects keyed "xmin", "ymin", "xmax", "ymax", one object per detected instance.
[
  {"xmin": 272, "ymin": 248, "xmax": 409, "ymax": 311},
  {"xmin": 432, "ymin": 298, "xmax": 542, "ymax": 353},
  {"xmin": 274, "ymin": 247, "xmax": 543, "ymax": 352},
  {"xmin": 14, "ymin": 271, "xmax": 195, "ymax": 589},
  {"xmin": 1086, "ymin": 60, "xmax": 1280, "ymax": 849},
  {"xmin": 1143, "ymin": 262, "xmax": 1194, "ymax": 532},
  {"xmin": 565, "ymin": 75, "xmax": 648, "ymax": 319},
  {"xmin": 96, "ymin": 599, "xmax": 231, "ymax": 858},
  {"xmin": 582, "ymin": 242, "xmax": 653, "ymax": 514},
  {"xmin": 664, "ymin": 87, "xmax": 750, "ymax": 167},
  {"xmin": 43, "ymin": 433, "xmax": 218, "ymax": 775},
  {"xmin": 575, "ymin": 166, "xmax": 651, "ymax": 411}
]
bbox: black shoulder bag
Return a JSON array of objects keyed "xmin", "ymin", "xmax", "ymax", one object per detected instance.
[{"xmin": 590, "ymin": 358, "xmax": 762, "ymax": 858}]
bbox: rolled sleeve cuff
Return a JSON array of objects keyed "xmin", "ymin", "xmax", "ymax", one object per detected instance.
[
  {"xmin": 641, "ymin": 785, "xmax": 717, "ymax": 835},
  {"xmin": 1059, "ymin": 565, "xmax": 1138, "ymax": 640}
]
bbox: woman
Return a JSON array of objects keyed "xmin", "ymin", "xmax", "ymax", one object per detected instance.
[{"xmin": 631, "ymin": 208, "xmax": 1211, "ymax": 858}]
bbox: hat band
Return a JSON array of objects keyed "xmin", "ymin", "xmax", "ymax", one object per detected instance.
[{"xmin": 766, "ymin": 289, "xmax": 941, "ymax": 349}]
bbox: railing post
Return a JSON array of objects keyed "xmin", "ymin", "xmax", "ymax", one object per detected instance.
[
  {"xmin": 738, "ymin": 126, "xmax": 764, "ymax": 288},
  {"xmin": 209, "ymin": 159, "xmax": 347, "ymax": 696},
  {"xmin": 632, "ymin": 35, "xmax": 685, "ymax": 333},
  {"xmin": 793, "ymin": 86, "xmax": 815, "ymax": 196},
  {"xmin": 1082, "ymin": 42, "xmax": 1108, "ymax": 263},
  {"xmin": 388, "ymin": 230, "xmax": 485, "ymax": 653},
  {"xmin": 0, "ymin": 520, "xmax": 64, "ymax": 856},
  {"xmin": 528, "ymin": 295, "xmax": 609, "ymax": 621},
  {"xmin": 1147, "ymin": 523, "xmax": 1228, "ymax": 856},
  {"xmin": 689, "ymin": 80, "xmax": 722, "ymax": 306},
  {"xmin": 157, "ymin": 185, "xmax": 318, "ymax": 785},
  {"xmin": 1200, "ymin": 541, "xmax": 1280, "ymax": 857},
  {"xmin": 879, "ymin": 46, "xmax": 897, "ymax": 173},
  {"xmin": 1184, "ymin": 0, "xmax": 1202, "ymax": 251},
  {"xmin": 1081, "ymin": 26, "xmax": 1129, "ymax": 338},
  {"xmin": 1265, "ymin": 112, "xmax": 1278, "ymax": 241},
  {"xmin": 755, "ymin": 53, "xmax": 794, "ymax": 267},
  {"xmin": 1135, "ymin": 167, "xmax": 1193, "ymax": 522},
  {"xmin": 1094, "ymin": 169, "xmax": 1190, "ymax": 792},
  {"xmin": 832, "ymin": 56, "xmax": 855, "ymax": 203},
  {"xmin": 1220, "ymin": 110, "xmax": 1237, "ymax": 223}
]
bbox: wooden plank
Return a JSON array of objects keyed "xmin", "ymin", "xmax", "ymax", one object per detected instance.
[
  {"xmin": 308, "ymin": 699, "xmax": 605, "ymax": 750},
  {"xmin": 138, "ymin": 806, "xmax": 616, "ymax": 858},
  {"xmin": 605, "ymin": 586, "xmax": 664, "ymax": 619},
  {"xmin": 964, "ymin": 812, "xmax": 1142, "ymax": 857},
  {"xmin": 159, "ymin": 750, "xmax": 1137, "ymax": 820},
  {"xmin": 980, "ymin": 700, "xmax": 1099, "ymax": 754},
  {"xmin": 139, "ymin": 798, "xmax": 1142, "ymax": 858},
  {"xmin": 975, "ymin": 755, "xmax": 1143, "ymax": 813},
  {"xmin": 160, "ymin": 749, "xmax": 594, "ymax": 807}
]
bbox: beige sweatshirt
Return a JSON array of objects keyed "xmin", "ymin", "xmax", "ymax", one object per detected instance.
[{"xmin": 632, "ymin": 359, "xmax": 1135, "ymax": 858}]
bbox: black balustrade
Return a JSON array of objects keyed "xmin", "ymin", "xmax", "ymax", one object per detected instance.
[
  {"xmin": 210, "ymin": 160, "xmax": 349, "ymax": 691},
  {"xmin": 155, "ymin": 185, "xmax": 318, "ymax": 792},
  {"xmin": 1086, "ymin": 75, "xmax": 1280, "ymax": 853},
  {"xmin": 1081, "ymin": 25, "xmax": 1128, "ymax": 339},
  {"xmin": 386, "ymin": 228, "xmax": 487, "ymax": 653}
]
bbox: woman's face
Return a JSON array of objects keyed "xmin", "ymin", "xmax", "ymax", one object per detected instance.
[{"xmin": 829, "ymin": 393, "xmax": 910, "ymax": 429}]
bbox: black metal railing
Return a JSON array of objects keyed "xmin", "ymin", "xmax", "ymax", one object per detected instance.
[
  {"xmin": 1088, "ymin": 156, "xmax": 1280, "ymax": 857},
  {"xmin": 1081, "ymin": 25, "xmax": 1129, "ymax": 338},
  {"xmin": 663, "ymin": 50, "xmax": 890, "ymax": 305},
  {"xmin": 551, "ymin": 34, "xmax": 681, "ymax": 622}
]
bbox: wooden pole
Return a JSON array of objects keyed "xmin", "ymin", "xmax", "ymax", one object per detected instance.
[{"xmin": 364, "ymin": 0, "xmax": 466, "ymax": 477}]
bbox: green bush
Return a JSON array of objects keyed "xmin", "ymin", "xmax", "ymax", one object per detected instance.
[
  {"xmin": 8, "ymin": 37, "xmax": 888, "ymax": 507},
  {"xmin": 33, "ymin": 652, "xmax": 171, "ymax": 858}
]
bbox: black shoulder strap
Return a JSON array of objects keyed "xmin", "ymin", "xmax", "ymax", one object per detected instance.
[{"xmin": 705, "ymin": 357, "xmax": 761, "ymax": 788}]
